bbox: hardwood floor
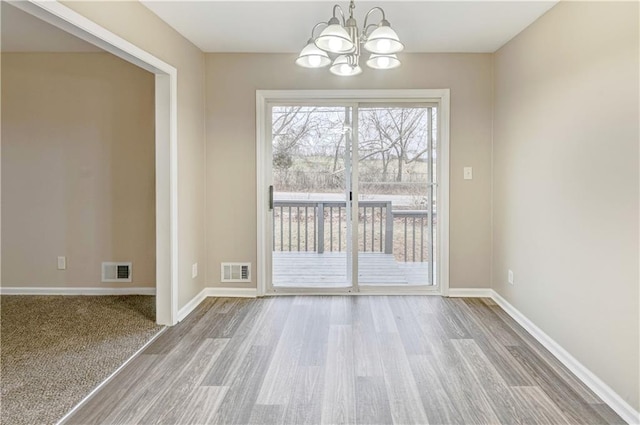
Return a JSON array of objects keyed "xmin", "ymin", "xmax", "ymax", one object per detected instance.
[{"xmin": 65, "ymin": 296, "xmax": 624, "ymax": 425}]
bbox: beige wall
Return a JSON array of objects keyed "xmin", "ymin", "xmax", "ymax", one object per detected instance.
[
  {"xmin": 205, "ymin": 53, "xmax": 493, "ymax": 289},
  {"xmin": 2, "ymin": 52, "xmax": 155, "ymax": 287},
  {"xmin": 493, "ymin": 1, "xmax": 639, "ymax": 411},
  {"xmin": 1, "ymin": 0, "xmax": 637, "ymax": 413},
  {"xmin": 61, "ymin": 1, "xmax": 206, "ymax": 307}
]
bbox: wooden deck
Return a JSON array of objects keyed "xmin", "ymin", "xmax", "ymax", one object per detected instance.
[{"xmin": 273, "ymin": 252, "xmax": 430, "ymax": 287}]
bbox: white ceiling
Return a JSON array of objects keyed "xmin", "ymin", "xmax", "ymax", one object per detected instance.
[
  {"xmin": 141, "ymin": 1, "xmax": 557, "ymax": 53},
  {"xmin": 1, "ymin": 2, "xmax": 102, "ymax": 52}
]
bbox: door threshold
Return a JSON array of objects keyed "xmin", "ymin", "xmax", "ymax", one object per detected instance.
[{"xmin": 266, "ymin": 289, "xmax": 440, "ymax": 296}]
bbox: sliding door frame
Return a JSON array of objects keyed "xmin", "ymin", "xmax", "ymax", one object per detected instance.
[
  {"xmin": 256, "ymin": 89, "xmax": 450, "ymax": 297},
  {"xmin": 263, "ymin": 102, "xmax": 358, "ymax": 295}
]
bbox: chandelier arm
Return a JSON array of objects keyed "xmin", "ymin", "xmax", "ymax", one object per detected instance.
[
  {"xmin": 310, "ymin": 22, "xmax": 329, "ymax": 39},
  {"xmin": 332, "ymin": 4, "xmax": 347, "ymax": 26},
  {"xmin": 362, "ymin": 23, "xmax": 378, "ymax": 38},
  {"xmin": 363, "ymin": 6, "xmax": 386, "ymax": 30}
]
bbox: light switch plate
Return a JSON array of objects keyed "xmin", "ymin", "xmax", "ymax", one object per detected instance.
[{"xmin": 464, "ymin": 167, "xmax": 473, "ymax": 180}]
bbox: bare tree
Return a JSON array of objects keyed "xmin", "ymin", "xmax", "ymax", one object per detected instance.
[
  {"xmin": 359, "ymin": 107, "xmax": 429, "ymax": 182},
  {"xmin": 272, "ymin": 107, "xmax": 316, "ymax": 158},
  {"xmin": 271, "ymin": 107, "xmax": 315, "ymax": 185},
  {"xmin": 359, "ymin": 112, "xmax": 395, "ymax": 180},
  {"xmin": 272, "ymin": 106, "xmax": 345, "ymax": 189},
  {"xmin": 272, "ymin": 106, "xmax": 431, "ymax": 191}
]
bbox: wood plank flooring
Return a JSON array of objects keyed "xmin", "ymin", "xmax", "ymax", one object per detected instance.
[{"xmin": 65, "ymin": 296, "xmax": 624, "ymax": 425}]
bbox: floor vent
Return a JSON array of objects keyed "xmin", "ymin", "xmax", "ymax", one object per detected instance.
[
  {"xmin": 102, "ymin": 262, "xmax": 132, "ymax": 283},
  {"xmin": 221, "ymin": 263, "xmax": 251, "ymax": 283}
]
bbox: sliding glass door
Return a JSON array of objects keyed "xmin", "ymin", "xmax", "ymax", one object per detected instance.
[
  {"xmin": 269, "ymin": 105, "xmax": 355, "ymax": 290},
  {"xmin": 267, "ymin": 101, "xmax": 438, "ymax": 293},
  {"xmin": 357, "ymin": 105, "xmax": 437, "ymax": 286}
]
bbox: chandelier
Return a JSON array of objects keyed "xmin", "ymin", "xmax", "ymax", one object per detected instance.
[{"xmin": 296, "ymin": 0, "xmax": 404, "ymax": 76}]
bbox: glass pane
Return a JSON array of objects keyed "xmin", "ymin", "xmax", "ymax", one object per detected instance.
[
  {"xmin": 271, "ymin": 106, "xmax": 352, "ymax": 288},
  {"xmin": 431, "ymin": 107, "xmax": 438, "ymax": 286},
  {"xmin": 357, "ymin": 105, "xmax": 435, "ymax": 286}
]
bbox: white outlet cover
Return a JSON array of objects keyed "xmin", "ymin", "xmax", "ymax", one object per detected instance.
[
  {"xmin": 192, "ymin": 263, "xmax": 198, "ymax": 279},
  {"xmin": 463, "ymin": 167, "xmax": 473, "ymax": 180},
  {"xmin": 508, "ymin": 269, "xmax": 514, "ymax": 284},
  {"xmin": 57, "ymin": 256, "xmax": 66, "ymax": 270}
]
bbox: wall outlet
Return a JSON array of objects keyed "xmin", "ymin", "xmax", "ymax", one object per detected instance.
[
  {"xmin": 192, "ymin": 263, "xmax": 198, "ymax": 279},
  {"xmin": 57, "ymin": 256, "xmax": 66, "ymax": 270},
  {"xmin": 463, "ymin": 166, "xmax": 473, "ymax": 180},
  {"xmin": 508, "ymin": 269, "xmax": 514, "ymax": 285}
]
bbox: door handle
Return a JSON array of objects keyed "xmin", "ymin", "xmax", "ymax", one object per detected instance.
[{"xmin": 268, "ymin": 185, "xmax": 274, "ymax": 211}]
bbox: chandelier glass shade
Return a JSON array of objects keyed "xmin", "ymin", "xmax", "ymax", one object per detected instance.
[
  {"xmin": 330, "ymin": 55, "xmax": 363, "ymax": 76},
  {"xmin": 363, "ymin": 24, "xmax": 404, "ymax": 54},
  {"xmin": 295, "ymin": 40, "xmax": 332, "ymax": 68},
  {"xmin": 315, "ymin": 19, "xmax": 355, "ymax": 54},
  {"xmin": 366, "ymin": 53, "xmax": 401, "ymax": 70},
  {"xmin": 296, "ymin": 1, "xmax": 404, "ymax": 76}
]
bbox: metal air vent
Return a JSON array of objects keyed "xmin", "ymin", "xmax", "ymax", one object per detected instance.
[
  {"xmin": 102, "ymin": 262, "xmax": 132, "ymax": 282},
  {"xmin": 221, "ymin": 263, "xmax": 251, "ymax": 283}
]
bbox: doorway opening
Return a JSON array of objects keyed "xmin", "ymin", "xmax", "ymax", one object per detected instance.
[{"xmin": 6, "ymin": 0, "xmax": 179, "ymax": 325}]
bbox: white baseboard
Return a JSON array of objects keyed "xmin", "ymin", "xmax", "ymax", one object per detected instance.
[
  {"xmin": 448, "ymin": 287, "xmax": 493, "ymax": 298},
  {"xmin": 176, "ymin": 287, "xmax": 258, "ymax": 323},
  {"xmin": 0, "ymin": 287, "xmax": 156, "ymax": 296},
  {"xmin": 491, "ymin": 290, "xmax": 639, "ymax": 425},
  {"xmin": 177, "ymin": 288, "xmax": 208, "ymax": 322},
  {"xmin": 207, "ymin": 287, "xmax": 258, "ymax": 298}
]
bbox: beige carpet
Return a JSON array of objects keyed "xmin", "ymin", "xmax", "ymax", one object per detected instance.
[{"xmin": 1, "ymin": 295, "xmax": 163, "ymax": 425}]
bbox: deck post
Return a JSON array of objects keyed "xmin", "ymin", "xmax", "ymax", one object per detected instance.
[
  {"xmin": 385, "ymin": 202, "xmax": 393, "ymax": 254},
  {"xmin": 317, "ymin": 203, "xmax": 325, "ymax": 254}
]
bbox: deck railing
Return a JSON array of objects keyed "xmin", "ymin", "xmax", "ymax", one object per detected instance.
[{"xmin": 273, "ymin": 200, "xmax": 431, "ymax": 262}]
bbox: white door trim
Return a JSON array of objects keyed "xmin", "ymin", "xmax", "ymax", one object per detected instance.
[
  {"xmin": 8, "ymin": 0, "xmax": 179, "ymax": 325},
  {"xmin": 256, "ymin": 89, "xmax": 450, "ymax": 297}
]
